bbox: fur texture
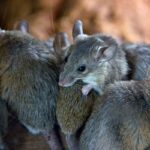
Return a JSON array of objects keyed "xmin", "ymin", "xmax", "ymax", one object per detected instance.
[
  {"xmin": 80, "ymin": 80, "xmax": 150, "ymax": 150},
  {"xmin": 57, "ymin": 82, "xmax": 95, "ymax": 134},
  {"xmin": 59, "ymin": 34, "xmax": 128, "ymax": 94},
  {"xmin": 122, "ymin": 42, "xmax": 150, "ymax": 80},
  {"xmin": 0, "ymin": 30, "xmax": 58, "ymax": 132}
]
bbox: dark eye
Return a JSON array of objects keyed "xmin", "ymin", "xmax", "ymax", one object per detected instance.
[
  {"xmin": 77, "ymin": 65, "xmax": 86, "ymax": 72},
  {"xmin": 64, "ymin": 56, "xmax": 68, "ymax": 62}
]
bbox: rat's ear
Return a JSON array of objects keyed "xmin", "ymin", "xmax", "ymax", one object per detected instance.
[
  {"xmin": 14, "ymin": 20, "xmax": 29, "ymax": 33},
  {"xmin": 53, "ymin": 32, "xmax": 70, "ymax": 60},
  {"xmin": 94, "ymin": 45, "xmax": 117, "ymax": 62},
  {"xmin": 72, "ymin": 20, "xmax": 88, "ymax": 42},
  {"xmin": 72, "ymin": 20, "xmax": 84, "ymax": 39}
]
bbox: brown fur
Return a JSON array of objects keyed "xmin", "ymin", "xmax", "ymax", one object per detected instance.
[
  {"xmin": 0, "ymin": 29, "xmax": 65, "ymax": 150},
  {"xmin": 57, "ymin": 83, "xmax": 95, "ymax": 134}
]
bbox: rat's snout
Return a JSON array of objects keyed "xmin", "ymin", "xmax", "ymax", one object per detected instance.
[
  {"xmin": 59, "ymin": 73, "xmax": 75, "ymax": 87},
  {"xmin": 58, "ymin": 76, "xmax": 66, "ymax": 87}
]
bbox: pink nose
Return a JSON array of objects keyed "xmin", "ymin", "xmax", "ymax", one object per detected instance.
[{"xmin": 59, "ymin": 73, "xmax": 66, "ymax": 87}]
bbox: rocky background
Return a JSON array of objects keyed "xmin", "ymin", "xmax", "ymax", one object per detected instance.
[{"xmin": 0, "ymin": 0, "xmax": 150, "ymax": 42}]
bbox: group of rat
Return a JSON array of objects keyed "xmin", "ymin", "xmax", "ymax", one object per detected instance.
[{"xmin": 0, "ymin": 19, "xmax": 149, "ymax": 150}]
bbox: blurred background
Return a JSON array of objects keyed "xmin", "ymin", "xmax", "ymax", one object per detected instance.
[{"xmin": 0, "ymin": 0, "xmax": 150, "ymax": 42}]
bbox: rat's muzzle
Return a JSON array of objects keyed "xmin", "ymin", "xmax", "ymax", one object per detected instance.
[{"xmin": 59, "ymin": 73, "xmax": 76, "ymax": 87}]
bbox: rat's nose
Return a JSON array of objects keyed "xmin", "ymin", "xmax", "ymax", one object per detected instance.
[
  {"xmin": 59, "ymin": 74, "xmax": 73, "ymax": 87},
  {"xmin": 58, "ymin": 78, "xmax": 70, "ymax": 87},
  {"xmin": 59, "ymin": 73, "xmax": 66, "ymax": 87},
  {"xmin": 58, "ymin": 80, "xmax": 64, "ymax": 87}
]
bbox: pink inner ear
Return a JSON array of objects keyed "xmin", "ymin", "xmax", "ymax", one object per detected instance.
[
  {"xmin": 96, "ymin": 46, "xmax": 116, "ymax": 61},
  {"xmin": 101, "ymin": 46, "xmax": 109, "ymax": 54}
]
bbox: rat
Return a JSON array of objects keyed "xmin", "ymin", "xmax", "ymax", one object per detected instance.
[
  {"xmin": 0, "ymin": 21, "xmax": 64, "ymax": 150},
  {"xmin": 58, "ymin": 20, "xmax": 150, "ymax": 150},
  {"xmin": 59, "ymin": 20, "xmax": 128, "ymax": 95},
  {"xmin": 80, "ymin": 79, "xmax": 150, "ymax": 150},
  {"xmin": 59, "ymin": 20, "xmax": 150, "ymax": 96},
  {"xmin": 121, "ymin": 42, "xmax": 150, "ymax": 80}
]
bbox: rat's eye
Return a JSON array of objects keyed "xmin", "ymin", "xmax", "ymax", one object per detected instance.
[
  {"xmin": 77, "ymin": 65, "xmax": 86, "ymax": 72},
  {"xmin": 64, "ymin": 56, "xmax": 68, "ymax": 62}
]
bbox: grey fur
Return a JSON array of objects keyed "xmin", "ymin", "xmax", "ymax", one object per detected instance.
[
  {"xmin": 59, "ymin": 33, "xmax": 128, "ymax": 94},
  {"xmin": 0, "ymin": 30, "xmax": 58, "ymax": 131},
  {"xmin": 58, "ymin": 20, "xmax": 150, "ymax": 150},
  {"xmin": 80, "ymin": 80, "xmax": 150, "ymax": 150},
  {"xmin": 0, "ymin": 30, "xmax": 65, "ymax": 149},
  {"xmin": 122, "ymin": 42, "xmax": 150, "ymax": 80},
  {"xmin": 59, "ymin": 21, "xmax": 150, "ymax": 95}
]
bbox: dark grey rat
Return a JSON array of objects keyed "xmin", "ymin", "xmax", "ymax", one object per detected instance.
[
  {"xmin": 121, "ymin": 42, "xmax": 150, "ymax": 80},
  {"xmin": 80, "ymin": 79, "xmax": 150, "ymax": 150},
  {"xmin": 59, "ymin": 20, "xmax": 128, "ymax": 95},
  {"xmin": 58, "ymin": 20, "xmax": 150, "ymax": 150},
  {"xmin": 0, "ymin": 21, "xmax": 64, "ymax": 150},
  {"xmin": 59, "ymin": 20, "xmax": 150, "ymax": 96}
]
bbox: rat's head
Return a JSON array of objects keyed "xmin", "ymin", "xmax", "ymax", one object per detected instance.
[{"xmin": 59, "ymin": 20, "xmax": 119, "ymax": 89}]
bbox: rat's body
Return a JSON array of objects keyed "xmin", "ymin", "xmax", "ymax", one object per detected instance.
[
  {"xmin": 57, "ymin": 83, "xmax": 94, "ymax": 134},
  {"xmin": 57, "ymin": 83, "xmax": 95, "ymax": 150},
  {"xmin": 0, "ymin": 99, "xmax": 8, "ymax": 150},
  {"xmin": 80, "ymin": 79, "xmax": 150, "ymax": 150},
  {"xmin": 122, "ymin": 43, "xmax": 150, "ymax": 80},
  {"xmin": 0, "ymin": 29, "xmax": 64, "ymax": 150}
]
